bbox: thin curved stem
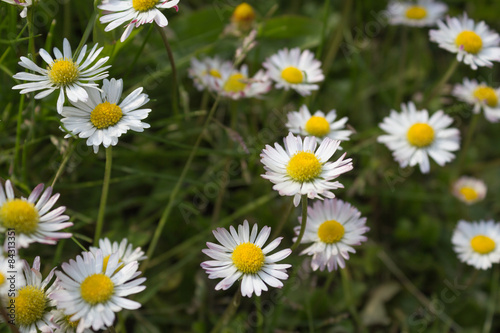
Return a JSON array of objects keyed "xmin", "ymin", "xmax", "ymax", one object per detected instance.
[
  {"xmin": 210, "ymin": 291, "xmax": 242, "ymax": 333},
  {"xmin": 424, "ymin": 59, "xmax": 459, "ymax": 106},
  {"xmin": 94, "ymin": 146, "xmax": 113, "ymax": 246},
  {"xmin": 156, "ymin": 25, "xmax": 178, "ymax": 116},
  {"xmin": 291, "ymin": 195, "xmax": 308, "ymax": 252},
  {"xmin": 51, "ymin": 140, "xmax": 75, "ymax": 187}
]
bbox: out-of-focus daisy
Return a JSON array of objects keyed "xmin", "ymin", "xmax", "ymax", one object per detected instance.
[
  {"xmin": 201, "ymin": 220, "xmax": 291, "ymax": 298},
  {"xmin": 452, "ymin": 176, "xmax": 487, "ymax": 205},
  {"xmin": 263, "ymin": 48, "xmax": 324, "ymax": 96},
  {"xmin": 98, "ymin": 0, "xmax": 180, "ymax": 42},
  {"xmin": 12, "ymin": 38, "xmax": 110, "ymax": 113},
  {"xmin": 261, "ymin": 132, "xmax": 353, "ymax": 207},
  {"xmin": 385, "ymin": 0, "xmax": 447, "ymax": 27},
  {"xmin": 231, "ymin": 2, "xmax": 256, "ymax": 30},
  {"xmin": 286, "ymin": 105, "xmax": 352, "ymax": 146},
  {"xmin": 0, "ymin": 180, "xmax": 73, "ymax": 248},
  {"xmin": 294, "ymin": 199, "xmax": 368, "ymax": 272},
  {"xmin": 90, "ymin": 237, "xmax": 147, "ymax": 271},
  {"xmin": 452, "ymin": 220, "xmax": 500, "ymax": 270},
  {"xmin": 61, "ymin": 78, "xmax": 151, "ymax": 153},
  {"xmin": 377, "ymin": 101, "xmax": 460, "ymax": 173},
  {"xmin": 51, "ymin": 250, "xmax": 146, "ymax": 332},
  {"xmin": 213, "ymin": 64, "xmax": 271, "ymax": 100},
  {"xmin": 188, "ymin": 56, "xmax": 233, "ymax": 91},
  {"xmin": 429, "ymin": 13, "xmax": 500, "ymax": 70},
  {"xmin": 452, "ymin": 78, "xmax": 500, "ymax": 122},
  {"xmin": 0, "ymin": 246, "xmax": 23, "ymax": 295},
  {"xmin": 1, "ymin": 0, "xmax": 34, "ymax": 18},
  {"xmin": 9, "ymin": 257, "xmax": 57, "ymax": 333},
  {"xmin": 51, "ymin": 309, "xmax": 93, "ymax": 333}
]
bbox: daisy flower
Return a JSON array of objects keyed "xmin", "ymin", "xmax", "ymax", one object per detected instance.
[
  {"xmin": 260, "ymin": 132, "xmax": 353, "ymax": 207},
  {"xmin": 452, "ymin": 220, "xmax": 500, "ymax": 270},
  {"xmin": 7, "ymin": 257, "xmax": 57, "ymax": 333},
  {"xmin": 452, "ymin": 78, "xmax": 500, "ymax": 122},
  {"xmin": 0, "ymin": 180, "xmax": 73, "ymax": 248},
  {"xmin": 12, "ymin": 38, "xmax": 110, "ymax": 113},
  {"xmin": 385, "ymin": 0, "xmax": 447, "ymax": 27},
  {"xmin": 98, "ymin": 0, "xmax": 180, "ymax": 42},
  {"xmin": 51, "ymin": 310, "xmax": 93, "ymax": 333},
  {"xmin": 90, "ymin": 237, "xmax": 147, "ymax": 271},
  {"xmin": 60, "ymin": 78, "xmax": 151, "ymax": 153},
  {"xmin": 263, "ymin": 47, "xmax": 324, "ymax": 96},
  {"xmin": 1, "ymin": 0, "xmax": 35, "ymax": 18},
  {"xmin": 295, "ymin": 199, "xmax": 368, "ymax": 272},
  {"xmin": 429, "ymin": 13, "xmax": 500, "ymax": 70},
  {"xmin": 452, "ymin": 176, "xmax": 487, "ymax": 205},
  {"xmin": 377, "ymin": 101, "xmax": 460, "ymax": 173},
  {"xmin": 201, "ymin": 220, "xmax": 291, "ymax": 298},
  {"xmin": 188, "ymin": 56, "xmax": 233, "ymax": 91},
  {"xmin": 213, "ymin": 64, "xmax": 271, "ymax": 100},
  {"xmin": 231, "ymin": 2, "xmax": 256, "ymax": 30},
  {"xmin": 51, "ymin": 250, "xmax": 147, "ymax": 332},
  {"xmin": 286, "ymin": 105, "xmax": 352, "ymax": 146}
]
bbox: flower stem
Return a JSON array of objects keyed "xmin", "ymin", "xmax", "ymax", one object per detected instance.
[
  {"xmin": 50, "ymin": 140, "xmax": 75, "ymax": 187},
  {"xmin": 456, "ymin": 112, "xmax": 480, "ymax": 175},
  {"xmin": 156, "ymin": 24, "xmax": 179, "ymax": 116},
  {"xmin": 340, "ymin": 267, "xmax": 364, "ymax": 332},
  {"xmin": 291, "ymin": 195, "xmax": 308, "ymax": 252},
  {"xmin": 13, "ymin": 94, "xmax": 25, "ymax": 178},
  {"xmin": 424, "ymin": 59, "xmax": 459, "ymax": 106},
  {"xmin": 483, "ymin": 266, "xmax": 499, "ymax": 333},
  {"xmin": 255, "ymin": 295, "xmax": 263, "ymax": 333},
  {"xmin": 94, "ymin": 146, "xmax": 113, "ymax": 246},
  {"xmin": 210, "ymin": 291, "xmax": 242, "ymax": 333},
  {"xmin": 271, "ymin": 198, "xmax": 295, "ymax": 239}
]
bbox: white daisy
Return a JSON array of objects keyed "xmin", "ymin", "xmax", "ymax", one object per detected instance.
[
  {"xmin": 260, "ymin": 132, "xmax": 353, "ymax": 207},
  {"xmin": 0, "ymin": 180, "xmax": 73, "ymax": 248},
  {"xmin": 377, "ymin": 101, "xmax": 460, "ymax": 174},
  {"xmin": 385, "ymin": 0, "xmax": 447, "ymax": 27},
  {"xmin": 452, "ymin": 176, "xmax": 487, "ymax": 205},
  {"xmin": 1, "ymin": 0, "xmax": 34, "ymax": 18},
  {"xmin": 429, "ymin": 13, "xmax": 500, "ymax": 70},
  {"xmin": 262, "ymin": 47, "xmax": 324, "ymax": 96},
  {"xmin": 452, "ymin": 220, "xmax": 500, "ymax": 270},
  {"xmin": 12, "ymin": 38, "xmax": 110, "ymax": 113},
  {"xmin": 98, "ymin": 0, "xmax": 180, "ymax": 42},
  {"xmin": 286, "ymin": 105, "xmax": 352, "ymax": 146},
  {"xmin": 294, "ymin": 199, "xmax": 368, "ymax": 272},
  {"xmin": 201, "ymin": 220, "xmax": 291, "ymax": 298},
  {"xmin": 51, "ymin": 309, "xmax": 93, "ymax": 333},
  {"xmin": 90, "ymin": 237, "xmax": 147, "ymax": 270},
  {"xmin": 7, "ymin": 257, "xmax": 57, "ymax": 333},
  {"xmin": 60, "ymin": 78, "xmax": 151, "ymax": 153},
  {"xmin": 212, "ymin": 64, "xmax": 271, "ymax": 100},
  {"xmin": 452, "ymin": 78, "xmax": 500, "ymax": 122},
  {"xmin": 188, "ymin": 56, "xmax": 233, "ymax": 92},
  {"xmin": 51, "ymin": 250, "xmax": 146, "ymax": 332}
]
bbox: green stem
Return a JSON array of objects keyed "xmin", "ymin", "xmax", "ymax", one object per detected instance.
[
  {"xmin": 26, "ymin": 6, "xmax": 36, "ymax": 60},
  {"xmin": 395, "ymin": 27, "xmax": 408, "ymax": 106},
  {"xmin": 340, "ymin": 267, "xmax": 364, "ymax": 332},
  {"xmin": 270, "ymin": 198, "xmax": 295, "ymax": 239},
  {"xmin": 210, "ymin": 291, "xmax": 242, "ymax": 333},
  {"xmin": 142, "ymin": 95, "xmax": 221, "ymax": 271},
  {"xmin": 94, "ymin": 146, "xmax": 113, "ymax": 246},
  {"xmin": 50, "ymin": 140, "xmax": 75, "ymax": 187},
  {"xmin": 255, "ymin": 296, "xmax": 263, "ymax": 333},
  {"xmin": 71, "ymin": 236, "xmax": 88, "ymax": 252},
  {"xmin": 456, "ymin": 112, "xmax": 480, "ymax": 175},
  {"xmin": 483, "ymin": 266, "xmax": 499, "ymax": 333},
  {"xmin": 290, "ymin": 195, "xmax": 308, "ymax": 252},
  {"xmin": 156, "ymin": 24, "xmax": 178, "ymax": 116},
  {"xmin": 13, "ymin": 95, "xmax": 25, "ymax": 178},
  {"xmin": 424, "ymin": 59, "xmax": 459, "ymax": 106},
  {"xmin": 74, "ymin": 9, "xmax": 98, "ymax": 56}
]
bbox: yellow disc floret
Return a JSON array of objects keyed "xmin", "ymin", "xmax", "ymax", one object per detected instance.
[
  {"xmin": 470, "ymin": 235, "xmax": 495, "ymax": 254},
  {"xmin": 318, "ymin": 220, "xmax": 345, "ymax": 244},
  {"xmin": 102, "ymin": 254, "xmax": 125, "ymax": 273},
  {"xmin": 281, "ymin": 66, "xmax": 304, "ymax": 84},
  {"xmin": 231, "ymin": 242, "xmax": 265, "ymax": 274},
  {"xmin": 132, "ymin": 0, "xmax": 157, "ymax": 11},
  {"xmin": 286, "ymin": 151, "xmax": 322, "ymax": 182},
  {"xmin": 0, "ymin": 272, "xmax": 5, "ymax": 286},
  {"xmin": 455, "ymin": 31, "xmax": 483, "ymax": 54},
  {"xmin": 90, "ymin": 101, "xmax": 123, "ymax": 129},
  {"xmin": 407, "ymin": 123, "xmax": 435, "ymax": 148},
  {"xmin": 80, "ymin": 273, "xmax": 114, "ymax": 305},
  {"xmin": 48, "ymin": 58, "xmax": 79, "ymax": 86},
  {"xmin": 305, "ymin": 116, "xmax": 330, "ymax": 137},
  {"xmin": 223, "ymin": 73, "xmax": 247, "ymax": 93},
  {"xmin": 405, "ymin": 6, "xmax": 427, "ymax": 20},
  {"xmin": 14, "ymin": 286, "xmax": 48, "ymax": 326},
  {"xmin": 459, "ymin": 186, "xmax": 479, "ymax": 202},
  {"xmin": 473, "ymin": 86, "xmax": 498, "ymax": 107},
  {"xmin": 209, "ymin": 69, "xmax": 222, "ymax": 78},
  {"xmin": 65, "ymin": 315, "xmax": 79, "ymax": 328},
  {"xmin": 0, "ymin": 199, "xmax": 39, "ymax": 234},
  {"xmin": 232, "ymin": 3, "xmax": 256, "ymax": 24}
]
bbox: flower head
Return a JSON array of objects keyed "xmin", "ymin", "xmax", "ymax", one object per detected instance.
[
  {"xmin": 1, "ymin": 0, "xmax": 35, "ymax": 18},
  {"xmin": 385, "ymin": 0, "xmax": 447, "ymax": 27},
  {"xmin": 201, "ymin": 220, "xmax": 291, "ymax": 297},
  {"xmin": 213, "ymin": 64, "xmax": 271, "ymax": 100},
  {"xmin": 452, "ymin": 176, "xmax": 487, "ymax": 205},
  {"xmin": 452, "ymin": 78, "xmax": 500, "ymax": 122},
  {"xmin": 188, "ymin": 56, "xmax": 233, "ymax": 91},
  {"xmin": 61, "ymin": 78, "xmax": 151, "ymax": 153},
  {"xmin": 90, "ymin": 237, "xmax": 147, "ymax": 271},
  {"xmin": 377, "ymin": 101, "xmax": 460, "ymax": 173}
]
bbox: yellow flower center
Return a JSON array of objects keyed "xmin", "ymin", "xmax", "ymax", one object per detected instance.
[
  {"xmin": 0, "ymin": 272, "xmax": 5, "ymax": 286},
  {"xmin": 470, "ymin": 235, "xmax": 495, "ymax": 254},
  {"xmin": 281, "ymin": 66, "xmax": 304, "ymax": 84},
  {"xmin": 405, "ymin": 6, "xmax": 427, "ymax": 20},
  {"xmin": 80, "ymin": 273, "xmax": 114, "ymax": 305},
  {"xmin": 48, "ymin": 58, "xmax": 79, "ymax": 86},
  {"xmin": 0, "ymin": 199, "xmax": 39, "ymax": 234},
  {"xmin": 317, "ymin": 220, "xmax": 345, "ymax": 244},
  {"xmin": 305, "ymin": 116, "xmax": 330, "ymax": 137},
  {"xmin": 286, "ymin": 151, "xmax": 322, "ymax": 182},
  {"xmin": 455, "ymin": 30, "xmax": 483, "ymax": 54},
  {"xmin": 90, "ymin": 101, "xmax": 123, "ymax": 129},
  {"xmin": 459, "ymin": 186, "xmax": 479, "ymax": 202},
  {"xmin": 407, "ymin": 123, "xmax": 434, "ymax": 148},
  {"xmin": 231, "ymin": 242, "xmax": 265, "ymax": 274},
  {"xmin": 232, "ymin": 2, "xmax": 256, "ymax": 23},
  {"xmin": 102, "ymin": 254, "xmax": 125, "ymax": 273},
  {"xmin": 473, "ymin": 86, "xmax": 498, "ymax": 107},
  {"xmin": 209, "ymin": 69, "xmax": 222, "ymax": 78},
  {"xmin": 65, "ymin": 315, "xmax": 79, "ymax": 328},
  {"xmin": 13, "ymin": 286, "xmax": 48, "ymax": 327},
  {"xmin": 223, "ymin": 73, "xmax": 247, "ymax": 93},
  {"xmin": 132, "ymin": 0, "xmax": 158, "ymax": 11}
]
